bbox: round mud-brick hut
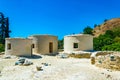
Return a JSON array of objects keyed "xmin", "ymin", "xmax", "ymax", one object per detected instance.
[
  {"xmin": 5, "ymin": 38, "xmax": 33, "ymax": 56},
  {"xmin": 29, "ymin": 35, "xmax": 58, "ymax": 55},
  {"xmin": 64, "ymin": 34, "xmax": 93, "ymax": 53}
]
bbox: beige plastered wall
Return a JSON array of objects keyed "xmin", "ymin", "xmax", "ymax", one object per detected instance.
[
  {"xmin": 5, "ymin": 38, "xmax": 32, "ymax": 56},
  {"xmin": 64, "ymin": 34, "xmax": 93, "ymax": 53},
  {"xmin": 29, "ymin": 35, "xmax": 58, "ymax": 54}
]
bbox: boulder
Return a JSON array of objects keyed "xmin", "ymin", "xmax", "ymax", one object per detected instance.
[
  {"xmin": 23, "ymin": 59, "xmax": 33, "ymax": 66},
  {"xmin": 36, "ymin": 66, "xmax": 43, "ymax": 71},
  {"xmin": 18, "ymin": 58, "xmax": 26, "ymax": 63}
]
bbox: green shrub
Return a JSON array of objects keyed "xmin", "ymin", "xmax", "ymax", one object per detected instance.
[
  {"xmin": 93, "ymin": 35, "xmax": 113, "ymax": 51},
  {"xmin": 0, "ymin": 44, "xmax": 5, "ymax": 52},
  {"xmin": 102, "ymin": 43, "xmax": 120, "ymax": 51}
]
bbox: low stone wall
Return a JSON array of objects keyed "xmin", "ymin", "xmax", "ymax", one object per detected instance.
[
  {"xmin": 96, "ymin": 51, "xmax": 114, "ymax": 57},
  {"xmin": 91, "ymin": 51, "xmax": 115, "ymax": 58},
  {"xmin": 91, "ymin": 51, "xmax": 120, "ymax": 71},
  {"xmin": 69, "ymin": 53, "xmax": 91, "ymax": 58},
  {"xmin": 90, "ymin": 51, "xmax": 115, "ymax": 65},
  {"xmin": 91, "ymin": 57, "xmax": 95, "ymax": 64}
]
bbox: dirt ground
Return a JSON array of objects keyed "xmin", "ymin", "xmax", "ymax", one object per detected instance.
[{"xmin": 0, "ymin": 55, "xmax": 120, "ymax": 80}]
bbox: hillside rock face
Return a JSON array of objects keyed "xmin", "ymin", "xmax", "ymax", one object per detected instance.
[{"xmin": 93, "ymin": 18, "xmax": 120, "ymax": 37}]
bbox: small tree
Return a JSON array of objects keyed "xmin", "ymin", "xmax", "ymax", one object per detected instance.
[
  {"xmin": 104, "ymin": 19, "xmax": 108, "ymax": 22},
  {"xmin": 94, "ymin": 24, "xmax": 98, "ymax": 28},
  {"xmin": 0, "ymin": 12, "xmax": 11, "ymax": 44},
  {"xmin": 0, "ymin": 44, "xmax": 4, "ymax": 52},
  {"xmin": 83, "ymin": 26, "xmax": 93, "ymax": 35},
  {"xmin": 58, "ymin": 39, "xmax": 64, "ymax": 49}
]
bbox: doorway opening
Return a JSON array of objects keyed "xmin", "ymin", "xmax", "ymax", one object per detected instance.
[
  {"xmin": 49, "ymin": 42, "xmax": 53, "ymax": 53},
  {"xmin": 7, "ymin": 43, "xmax": 11, "ymax": 50},
  {"xmin": 31, "ymin": 44, "xmax": 35, "ymax": 56}
]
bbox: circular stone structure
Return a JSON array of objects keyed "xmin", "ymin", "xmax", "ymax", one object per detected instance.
[
  {"xmin": 5, "ymin": 38, "xmax": 33, "ymax": 56},
  {"xmin": 29, "ymin": 35, "xmax": 58, "ymax": 54},
  {"xmin": 64, "ymin": 34, "xmax": 93, "ymax": 53}
]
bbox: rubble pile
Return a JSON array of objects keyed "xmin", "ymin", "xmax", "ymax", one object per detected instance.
[{"xmin": 15, "ymin": 58, "xmax": 33, "ymax": 66}]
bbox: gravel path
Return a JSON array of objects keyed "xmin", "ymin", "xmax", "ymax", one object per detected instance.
[{"xmin": 0, "ymin": 56, "xmax": 120, "ymax": 80}]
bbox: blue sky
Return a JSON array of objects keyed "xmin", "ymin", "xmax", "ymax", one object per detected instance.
[{"xmin": 0, "ymin": 0, "xmax": 120, "ymax": 39}]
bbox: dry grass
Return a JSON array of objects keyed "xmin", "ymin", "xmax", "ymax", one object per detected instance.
[
  {"xmin": 96, "ymin": 51, "xmax": 113, "ymax": 57},
  {"xmin": 69, "ymin": 53, "xmax": 90, "ymax": 58}
]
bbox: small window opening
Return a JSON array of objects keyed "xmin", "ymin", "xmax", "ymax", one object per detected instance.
[
  {"xmin": 7, "ymin": 43, "xmax": 11, "ymax": 50},
  {"xmin": 74, "ymin": 43, "xmax": 78, "ymax": 48}
]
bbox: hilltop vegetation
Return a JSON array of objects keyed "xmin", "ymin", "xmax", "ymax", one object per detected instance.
[
  {"xmin": 83, "ymin": 18, "xmax": 120, "ymax": 51},
  {"xmin": 93, "ymin": 18, "xmax": 120, "ymax": 37}
]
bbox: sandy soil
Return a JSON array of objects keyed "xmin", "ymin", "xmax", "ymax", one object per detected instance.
[{"xmin": 0, "ymin": 55, "xmax": 120, "ymax": 80}]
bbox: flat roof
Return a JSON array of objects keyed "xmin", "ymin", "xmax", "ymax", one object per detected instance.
[
  {"xmin": 64, "ymin": 34, "xmax": 93, "ymax": 37},
  {"xmin": 6, "ymin": 37, "xmax": 32, "ymax": 40},
  {"xmin": 29, "ymin": 34, "xmax": 57, "ymax": 37}
]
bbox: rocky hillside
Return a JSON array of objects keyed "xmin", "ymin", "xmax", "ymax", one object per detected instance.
[{"xmin": 93, "ymin": 18, "xmax": 120, "ymax": 37}]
